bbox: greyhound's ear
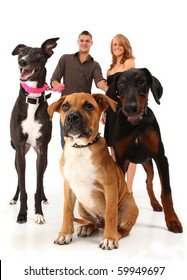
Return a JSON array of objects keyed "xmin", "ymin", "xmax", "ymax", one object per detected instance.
[
  {"xmin": 92, "ymin": 94, "xmax": 117, "ymax": 112},
  {"xmin": 12, "ymin": 44, "xmax": 27, "ymax": 56},
  {"xmin": 47, "ymin": 96, "xmax": 66, "ymax": 120},
  {"xmin": 142, "ymin": 68, "xmax": 163, "ymax": 104},
  {"xmin": 41, "ymin": 37, "xmax": 60, "ymax": 57},
  {"xmin": 106, "ymin": 72, "xmax": 122, "ymax": 102}
]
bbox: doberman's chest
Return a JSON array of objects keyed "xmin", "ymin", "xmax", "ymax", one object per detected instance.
[{"xmin": 120, "ymin": 130, "xmax": 160, "ymax": 163}]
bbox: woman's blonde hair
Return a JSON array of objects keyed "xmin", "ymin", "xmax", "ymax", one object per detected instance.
[{"xmin": 109, "ymin": 34, "xmax": 135, "ymax": 70}]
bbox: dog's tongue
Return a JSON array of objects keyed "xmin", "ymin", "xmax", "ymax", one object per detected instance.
[
  {"xmin": 128, "ymin": 114, "xmax": 142, "ymax": 124},
  {"xmin": 20, "ymin": 69, "xmax": 34, "ymax": 80}
]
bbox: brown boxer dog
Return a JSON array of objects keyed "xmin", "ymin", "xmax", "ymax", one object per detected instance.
[{"xmin": 48, "ymin": 92, "xmax": 139, "ymax": 250}]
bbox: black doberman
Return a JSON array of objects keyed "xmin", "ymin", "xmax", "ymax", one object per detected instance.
[
  {"xmin": 106, "ymin": 68, "xmax": 183, "ymax": 233},
  {"xmin": 10, "ymin": 38, "xmax": 59, "ymax": 224}
]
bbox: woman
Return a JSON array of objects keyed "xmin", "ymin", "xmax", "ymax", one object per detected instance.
[{"xmin": 102, "ymin": 34, "xmax": 136, "ymax": 192}]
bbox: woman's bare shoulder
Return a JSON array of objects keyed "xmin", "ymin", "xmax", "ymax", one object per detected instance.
[{"xmin": 123, "ymin": 58, "xmax": 135, "ymax": 70}]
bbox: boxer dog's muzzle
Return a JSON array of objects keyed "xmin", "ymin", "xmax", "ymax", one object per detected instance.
[{"xmin": 63, "ymin": 111, "xmax": 91, "ymax": 138}]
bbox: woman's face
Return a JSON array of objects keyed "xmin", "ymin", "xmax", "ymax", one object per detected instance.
[{"xmin": 112, "ymin": 38, "xmax": 125, "ymax": 57}]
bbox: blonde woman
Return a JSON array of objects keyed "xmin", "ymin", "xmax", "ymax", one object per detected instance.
[{"xmin": 103, "ymin": 34, "xmax": 136, "ymax": 192}]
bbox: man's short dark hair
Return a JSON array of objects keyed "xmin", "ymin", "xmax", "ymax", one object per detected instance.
[{"xmin": 79, "ymin": 30, "xmax": 92, "ymax": 39}]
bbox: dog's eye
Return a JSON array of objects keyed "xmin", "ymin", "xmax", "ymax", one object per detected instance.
[
  {"xmin": 61, "ymin": 103, "xmax": 69, "ymax": 112},
  {"xmin": 34, "ymin": 52, "xmax": 43, "ymax": 60},
  {"xmin": 138, "ymin": 79, "xmax": 146, "ymax": 86},
  {"xmin": 36, "ymin": 53, "xmax": 42, "ymax": 58},
  {"xmin": 118, "ymin": 83, "xmax": 125, "ymax": 89},
  {"xmin": 83, "ymin": 102, "xmax": 94, "ymax": 111},
  {"xmin": 19, "ymin": 50, "xmax": 26, "ymax": 56}
]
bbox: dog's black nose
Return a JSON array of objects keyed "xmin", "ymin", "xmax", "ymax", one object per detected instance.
[
  {"xmin": 19, "ymin": 59, "xmax": 27, "ymax": 67},
  {"xmin": 124, "ymin": 102, "xmax": 138, "ymax": 114},
  {"xmin": 67, "ymin": 112, "xmax": 80, "ymax": 124}
]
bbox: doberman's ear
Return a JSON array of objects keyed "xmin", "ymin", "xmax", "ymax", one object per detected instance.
[
  {"xmin": 151, "ymin": 76, "xmax": 163, "ymax": 104},
  {"xmin": 106, "ymin": 72, "xmax": 122, "ymax": 102},
  {"xmin": 41, "ymin": 37, "xmax": 60, "ymax": 58},
  {"xmin": 142, "ymin": 68, "xmax": 163, "ymax": 104},
  {"xmin": 92, "ymin": 94, "xmax": 117, "ymax": 112},
  {"xmin": 47, "ymin": 96, "xmax": 66, "ymax": 120}
]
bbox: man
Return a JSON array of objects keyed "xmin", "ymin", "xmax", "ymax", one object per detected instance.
[{"xmin": 50, "ymin": 30, "xmax": 108, "ymax": 148}]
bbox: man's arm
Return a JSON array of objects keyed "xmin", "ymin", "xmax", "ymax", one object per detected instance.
[
  {"xmin": 97, "ymin": 79, "xmax": 108, "ymax": 92},
  {"xmin": 50, "ymin": 55, "xmax": 66, "ymax": 88}
]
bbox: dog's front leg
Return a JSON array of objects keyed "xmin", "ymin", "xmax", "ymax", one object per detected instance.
[
  {"xmin": 100, "ymin": 191, "xmax": 119, "ymax": 250},
  {"xmin": 54, "ymin": 180, "xmax": 76, "ymax": 245},
  {"xmin": 15, "ymin": 148, "xmax": 28, "ymax": 223},
  {"xmin": 155, "ymin": 154, "xmax": 183, "ymax": 233},
  {"xmin": 35, "ymin": 146, "xmax": 48, "ymax": 224}
]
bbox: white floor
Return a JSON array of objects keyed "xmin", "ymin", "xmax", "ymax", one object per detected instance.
[{"xmin": 0, "ymin": 119, "xmax": 186, "ymax": 279}]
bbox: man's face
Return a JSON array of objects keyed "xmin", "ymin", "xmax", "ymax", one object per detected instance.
[{"xmin": 77, "ymin": 35, "xmax": 93, "ymax": 53}]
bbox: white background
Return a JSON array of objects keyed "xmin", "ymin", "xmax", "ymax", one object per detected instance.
[{"xmin": 0, "ymin": 0, "xmax": 187, "ymax": 279}]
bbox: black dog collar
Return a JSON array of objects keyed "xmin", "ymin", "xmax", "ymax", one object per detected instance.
[
  {"xmin": 72, "ymin": 133, "xmax": 101, "ymax": 148},
  {"xmin": 25, "ymin": 93, "xmax": 51, "ymax": 104},
  {"xmin": 19, "ymin": 90, "xmax": 51, "ymax": 104}
]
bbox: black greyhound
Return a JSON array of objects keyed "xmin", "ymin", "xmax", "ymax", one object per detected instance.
[
  {"xmin": 10, "ymin": 38, "xmax": 59, "ymax": 224},
  {"xmin": 107, "ymin": 68, "xmax": 183, "ymax": 233}
]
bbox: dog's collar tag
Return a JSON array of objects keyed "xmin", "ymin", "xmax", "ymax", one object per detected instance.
[{"xmin": 72, "ymin": 134, "xmax": 101, "ymax": 148}]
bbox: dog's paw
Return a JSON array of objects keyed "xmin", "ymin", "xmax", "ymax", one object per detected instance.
[
  {"xmin": 77, "ymin": 224, "xmax": 96, "ymax": 237},
  {"xmin": 168, "ymin": 220, "xmax": 183, "ymax": 233},
  {"xmin": 99, "ymin": 238, "xmax": 119, "ymax": 250},
  {"xmin": 9, "ymin": 199, "xmax": 17, "ymax": 205},
  {"xmin": 17, "ymin": 213, "xmax": 27, "ymax": 224},
  {"xmin": 152, "ymin": 202, "xmax": 163, "ymax": 212},
  {"xmin": 54, "ymin": 234, "xmax": 73, "ymax": 245},
  {"xmin": 42, "ymin": 199, "xmax": 49, "ymax": 205},
  {"xmin": 35, "ymin": 214, "xmax": 45, "ymax": 224}
]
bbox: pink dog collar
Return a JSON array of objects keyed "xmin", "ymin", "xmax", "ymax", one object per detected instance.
[
  {"xmin": 21, "ymin": 82, "xmax": 49, "ymax": 94},
  {"xmin": 21, "ymin": 82, "xmax": 65, "ymax": 94}
]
